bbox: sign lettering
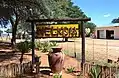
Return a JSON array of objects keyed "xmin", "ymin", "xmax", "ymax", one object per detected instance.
[{"xmin": 36, "ymin": 24, "xmax": 80, "ymax": 38}]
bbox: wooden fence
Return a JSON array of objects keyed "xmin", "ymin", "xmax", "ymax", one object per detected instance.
[
  {"xmin": 0, "ymin": 61, "xmax": 32, "ymax": 78},
  {"xmin": 83, "ymin": 63, "xmax": 119, "ymax": 78}
]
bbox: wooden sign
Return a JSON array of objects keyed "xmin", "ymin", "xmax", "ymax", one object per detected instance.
[{"xmin": 36, "ymin": 24, "xmax": 80, "ymax": 38}]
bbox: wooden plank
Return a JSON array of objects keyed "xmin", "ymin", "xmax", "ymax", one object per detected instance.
[
  {"xmin": 26, "ymin": 18, "xmax": 91, "ymax": 22},
  {"xmin": 81, "ymin": 21, "xmax": 85, "ymax": 70}
]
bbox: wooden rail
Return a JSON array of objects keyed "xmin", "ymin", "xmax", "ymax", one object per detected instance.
[
  {"xmin": 0, "ymin": 62, "xmax": 32, "ymax": 77},
  {"xmin": 83, "ymin": 63, "xmax": 119, "ymax": 78}
]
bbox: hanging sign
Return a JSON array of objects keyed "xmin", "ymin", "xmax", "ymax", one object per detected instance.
[{"xmin": 36, "ymin": 24, "xmax": 80, "ymax": 38}]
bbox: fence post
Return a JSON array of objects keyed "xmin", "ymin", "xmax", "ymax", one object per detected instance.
[
  {"xmin": 83, "ymin": 63, "xmax": 85, "ymax": 78},
  {"xmin": 106, "ymin": 41, "xmax": 108, "ymax": 61},
  {"xmin": 74, "ymin": 39, "xmax": 76, "ymax": 58},
  {"xmin": 93, "ymin": 40, "xmax": 94, "ymax": 61},
  {"xmin": 109, "ymin": 67, "xmax": 111, "ymax": 78},
  {"xmin": 36, "ymin": 62, "xmax": 40, "ymax": 74}
]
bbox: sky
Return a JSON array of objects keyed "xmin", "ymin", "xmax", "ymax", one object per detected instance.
[{"xmin": 72, "ymin": 0, "xmax": 119, "ymax": 26}]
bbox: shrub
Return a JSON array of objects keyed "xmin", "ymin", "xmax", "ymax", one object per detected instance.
[
  {"xmin": 35, "ymin": 41, "xmax": 58, "ymax": 52},
  {"xmin": 67, "ymin": 66, "xmax": 75, "ymax": 73},
  {"xmin": 16, "ymin": 40, "xmax": 32, "ymax": 63},
  {"xmin": 89, "ymin": 65, "xmax": 101, "ymax": 78},
  {"xmin": 53, "ymin": 74, "xmax": 62, "ymax": 78},
  {"xmin": 35, "ymin": 40, "xmax": 41, "ymax": 50}
]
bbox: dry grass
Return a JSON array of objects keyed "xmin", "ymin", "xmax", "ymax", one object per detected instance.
[{"xmin": 57, "ymin": 38, "xmax": 119, "ymax": 64}]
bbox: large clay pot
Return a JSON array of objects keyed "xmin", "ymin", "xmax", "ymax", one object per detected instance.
[{"xmin": 48, "ymin": 47, "xmax": 65, "ymax": 74}]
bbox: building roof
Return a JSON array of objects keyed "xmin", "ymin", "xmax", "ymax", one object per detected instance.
[{"xmin": 97, "ymin": 23, "xmax": 119, "ymax": 28}]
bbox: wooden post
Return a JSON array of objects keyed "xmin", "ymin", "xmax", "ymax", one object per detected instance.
[
  {"xmin": 109, "ymin": 67, "xmax": 111, "ymax": 78},
  {"xmin": 93, "ymin": 40, "xmax": 94, "ymax": 61},
  {"xmin": 31, "ymin": 22, "xmax": 35, "ymax": 64},
  {"xmin": 81, "ymin": 21, "xmax": 85, "ymax": 71},
  {"xmin": 106, "ymin": 41, "xmax": 108, "ymax": 62}
]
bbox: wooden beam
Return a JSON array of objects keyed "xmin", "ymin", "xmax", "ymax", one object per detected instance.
[
  {"xmin": 26, "ymin": 18, "xmax": 91, "ymax": 22},
  {"xmin": 81, "ymin": 21, "xmax": 85, "ymax": 71},
  {"xmin": 31, "ymin": 22, "xmax": 35, "ymax": 64}
]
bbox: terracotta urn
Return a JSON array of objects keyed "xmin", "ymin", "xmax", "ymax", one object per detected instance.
[{"xmin": 48, "ymin": 47, "xmax": 65, "ymax": 74}]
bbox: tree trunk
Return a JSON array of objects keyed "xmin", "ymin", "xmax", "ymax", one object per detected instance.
[
  {"xmin": 10, "ymin": 14, "xmax": 19, "ymax": 48},
  {"xmin": 20, "ymin": 52, "xmax": 24, "ymax": 64},
  {"xmin": 11, "ymin": 23, "xmax": 16, "ymax": 47}
]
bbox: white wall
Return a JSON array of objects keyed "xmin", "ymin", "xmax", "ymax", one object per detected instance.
[
  {"xmin": 95, "ymin": 26, "xmax": 119, "ymax": 39},
  {"xmin": 114, "ymin": 27, "xmax": 119, "ymax": 39}
]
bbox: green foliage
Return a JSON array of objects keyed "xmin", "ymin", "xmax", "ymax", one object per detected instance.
[
  {"xmin": 35, "ymin": 41, "xmax": 58, "ymax": 52},
  {"xmin": 43, "ymin": 0, "xmax": 88, "ymax": 19},
  {"xmin": 53, "ymin": 74, "xmax": 62, "ymax": 78},
  {"xmin": 16, "ymin": 41, "xmax": 32, "ymax": 53},
  {"xmin": 85, "ymin": 22, "xmax": 96, "ymax": 36},
  {"xmin": 67, "ymin": 66, "xmax": 75, "ymax": 73},
  {"xmin": 112, "ymin": 17, "xmax": 119, "ymax": 23},
  {"xmin": 89, "ymin": 65, "xmax": 101, "ymax": 78},
  {"xmin": 35, "ymin": 40, "xmax": 41, "ymax": 49},
  {"xmin": 63, "ymin": 50, "xmax": 69, "ymax": 55},
  {"xmin": 116, "ymin": 72, "xmax": 119, "ymax": 78},
  {"xmin": 0, "ymin": 29, "xmax": 3, "ymax": 34},
  {"xmin": 5, "ymin": 28, "xmax": 12, "ymax": 33}
]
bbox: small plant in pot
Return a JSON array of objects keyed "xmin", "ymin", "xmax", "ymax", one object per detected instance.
[
  {"xmin": 36, "ymin": 41, "xmax": 58, "ymax": 53},
  {"xmin": 35, "ymin": 40, "xmax": 41, "ymax": 50},
  {"xmin": 16, "ymin": 40, "xmax": 32, "ymax": 64}
]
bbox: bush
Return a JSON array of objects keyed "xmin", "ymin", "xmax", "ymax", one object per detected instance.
[
  {"xmin": 35, "ymin": 41, "xmax": 58, "ymax": 52},
  {"xmin": 53, "ymin": 74, "xmax": 62, "ymax": 78},
  {"xmin": 67, "ymin": 66, "xmax": 75, "ymax": 73},
  {"xmin": 16, "ymin": 40, "xmax": 32, "ymax": 63},
  {"xmin": 89, "ymin": 65, "xmax": 101, "ymax": 78},
  {"xmin": 35, "ymin": 40, "xmax": 41, "ymax": 49},
  {"xmin": 16, "ymin": 41, "xmax": 32, "ymax": 53}
]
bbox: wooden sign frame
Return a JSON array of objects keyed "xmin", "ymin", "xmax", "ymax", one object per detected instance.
[
  {"xmin": 26, "ymin": 18, "xmax": 91, "ymax": 71},
  {"xmin": 36, "ymin": 24, "xmax": 80, "ymax": 38}
]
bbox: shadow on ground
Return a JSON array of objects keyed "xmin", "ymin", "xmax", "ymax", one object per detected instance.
[
  {"xmin": 50, "ymin": 40, "xmax": 74, "ymax": 43},
  {"xmin": 40, "ymin": 70, "xmax": 52, "ymax": 75},
  {"xmin": 0, "ymin": 41, "xmax": 12, "ymax": 49},
  {"xmin": 0, "ymin": 41, "xmax": 32, "ymax": 63},
  {"xmin": 0, "ymin": 41, "xmax": 15, "ymax": 63},
  {"xmin": 14, "ymin": 70, "xmax": 52, "ymax": 78},
  {"xmin": 0, "ymin": 51, "xmax": 16, "ymax": 62}
]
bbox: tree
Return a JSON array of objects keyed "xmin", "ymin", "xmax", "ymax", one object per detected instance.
[
  {"xmin": 0, "ymin": 0, "xmax": 51, "ymax": 47},
  {"xmin": 64, "ymin": 0, "xmax": 87, "ymax": 18},
  {"xmin": 85, "ymin": 22, "xmax": 96, "ymax": 33},
  {"xmin": 44, "ymin": 0, "xmax": 87, "ymax": 19},
  {"xmin": 0, "ymin": 29, "xmax": 3, "ymax": 36},
  {"xmin": 0, "ymin": 17, "xmax": 9, "ymax": 28},
  {"xmin": 0, "ymin": 0, "xmax": 96, "ymax": 43},
  {"xmin": 4, "ymin": 28, "xmax": 12, "ymax": 40},
  {"xmin": 16, "ymin": 41, "xmax": 31, "ymax": 63},
  {"xmin": 5, "ymin": 28, "xmax": 12, "ymax": 33},
  {"xmin": 111, "ymin": 17, "xmax": 119, "ymax": 23}
]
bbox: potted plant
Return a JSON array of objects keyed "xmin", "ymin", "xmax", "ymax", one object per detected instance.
[
  {"xmin": 16, "ymin": 40, "xmax": 32, "ymax": 64},
  {"xmin": 35, "ymin": 40, "xmax": 41, "ymax": 51},
  {"xmin": 36, "ymin": 41, "xmax": 58, "ymax": 52}
]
